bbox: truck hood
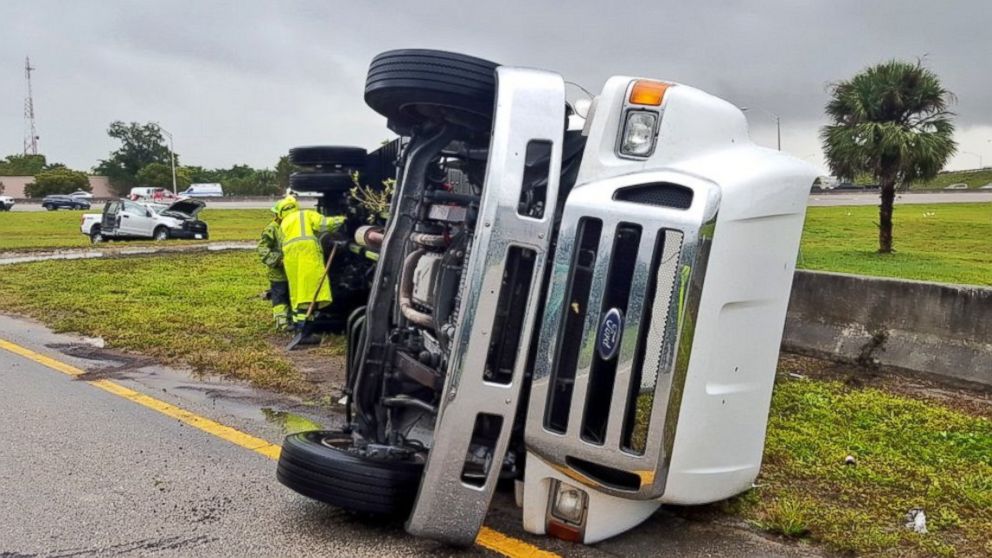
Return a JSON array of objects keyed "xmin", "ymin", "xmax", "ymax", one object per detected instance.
[{"xmin": 160, "ymin": 199, "xmax": 205, "ymax": 219}]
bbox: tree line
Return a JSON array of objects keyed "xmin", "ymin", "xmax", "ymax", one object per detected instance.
[{"xmin": 1, "ymin": 121, "xmax": 291, "ymax": 198}]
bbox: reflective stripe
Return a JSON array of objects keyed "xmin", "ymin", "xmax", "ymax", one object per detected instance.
[
  {"xmin": 283, "ymin": 235, "xmax": 318, "ymax": 247},
  {"xmin": 319, "ymin": 216, "xmax": 328, "ymax": 234},
  {"xmin": 299, "ymin": 210, "xmax": 307, "ymax": 238}
]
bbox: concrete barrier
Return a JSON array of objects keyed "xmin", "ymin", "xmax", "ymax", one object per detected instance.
[{"xmin": 784, "ymin": 270, "xmax": 992, "ymax": 386}]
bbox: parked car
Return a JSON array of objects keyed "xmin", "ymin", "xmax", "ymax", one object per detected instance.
[
  {"xmin": 42, "ymin": 195, "xmax": 90, "ymax": 210},
  {"xmin": 275, "ymin": 49, "xmax": 818, "ymax": 546},
  {"xmin": 180, "ymin": 183, "xmax": 224, "ymax": 197},
  {"xmin": 80, "ymin": 198, "xmax": 208, "ymax": 243},
  {"xmin": 980, "ymin": 183, "xmax": 992, "ymax": 190},
  {"xmin": 68, "ymin": 190, "xmax": 94, "ymax": 199},
  {"xmin": 0, "ymin": 195, "xmax": 14, "ymax": 211},
  {"xmin": 944, "ymin": 183, "xmax": 969, "ymax": 190}
]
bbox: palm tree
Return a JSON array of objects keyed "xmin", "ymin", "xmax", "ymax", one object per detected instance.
[{"xmin": 821, "ymin": 60, "xmax": 957, "ymax": 253}]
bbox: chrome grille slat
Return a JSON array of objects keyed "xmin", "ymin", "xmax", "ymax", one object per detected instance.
[
  {"xmin": 603, "ymin": 227, "xmax": 657, "ymax": 449},
  {"xmin": 566, "ymin": 222, "xmax": 616, "ymax": 443}
]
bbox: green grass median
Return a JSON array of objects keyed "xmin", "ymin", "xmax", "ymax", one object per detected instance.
[
  {"xmin": 0, "ymin": 249, "xmax": 316, "ymax": 393},
  {"xmin": 799, "ymin": 203, "xmax": 992, "ymax": 286},
  {"xmin": 0, "ymin": 208, "xmax": 270, "ymax": 251},
  {"xmin": 729, "ymin": 364, "xmax": 992, "ymax": 557}
]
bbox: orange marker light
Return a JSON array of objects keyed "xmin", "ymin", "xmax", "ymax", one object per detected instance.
[{"xmin": 629, "ymin": 80, "xmax": 670, "ymax": 106}]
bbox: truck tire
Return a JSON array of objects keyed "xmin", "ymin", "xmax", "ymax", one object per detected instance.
[
  {"xmin": 289, "ymin": 172, "xmax": 354, "ymax": 193},
  {"xmin": 44, "ymin": 204, "xmax": 55, "ymax": 211},
  {"xmin": 277, "ymin": 430, "xmax": 423, "ymax": 516},
  {"xmin": 90, "ymin": 227, "xmax": 104, "ymax": 243},
  {"xmin": 290, "ymin": 146, "xmax": 367, "ymax": 168},
  {"xmin": 365, "ymin": 49, "xmax": 499, "ymax": 133},
  {"xmin": 153, "ymin": 227, "xmax": 170, "ymax": 241}
]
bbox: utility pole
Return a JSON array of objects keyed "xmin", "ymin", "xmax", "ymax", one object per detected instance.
[
  {"xmin": 154, "ymin": 123, "xmax": 178, "ymax": 195},
  {"xmin": 23, "ymin": 57, "xmax": 39, "ymax": 155}
]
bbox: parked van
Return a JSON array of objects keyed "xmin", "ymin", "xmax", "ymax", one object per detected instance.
[{"xmin": 181, "ymin": 183, "xmax": 224, "ymax": 197}]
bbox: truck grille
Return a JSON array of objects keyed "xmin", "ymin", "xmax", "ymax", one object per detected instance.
[{"xmin": 526, "ymin": 177, "xmax": 717, "ymax": 500}]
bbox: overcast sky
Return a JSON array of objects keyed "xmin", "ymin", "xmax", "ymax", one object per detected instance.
[{"xmin": 2, "ymin": 1, "xmax": 990, "ymax": 173}]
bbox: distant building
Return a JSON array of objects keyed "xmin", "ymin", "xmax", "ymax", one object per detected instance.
[{"xmin": 0, "ymin": 176, "xmax": 113, "ymax": 198}]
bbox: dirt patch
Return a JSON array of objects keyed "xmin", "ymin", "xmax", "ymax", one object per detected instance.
[
  {"xmin": 779, "ymin": 352, "xmax": 992, "ymax": 419},
  {"xmin": 45, "ymin": 342, "xmax": 158, "ymax": 381},
  {"xmin": 267, "ymin": 334, "xmax": 347, "ymax": 402}
]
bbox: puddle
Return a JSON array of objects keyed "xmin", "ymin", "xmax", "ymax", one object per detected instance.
[
  {"xmin": 0, "ymin": 242, "xmax": 253, "ymax": 266},
  {"xmin": 262, "ymin": 407, "xmax": 325, "ymax": 434}
]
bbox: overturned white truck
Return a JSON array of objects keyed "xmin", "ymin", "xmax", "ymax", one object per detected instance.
[{"xmin": 277, "ymin": 49, "xmax": 816, "ymax": 545}]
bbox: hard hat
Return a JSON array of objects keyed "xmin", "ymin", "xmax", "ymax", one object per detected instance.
[{"xmin": 277, "ymin": 195, "xmax": 299, "ymax": 217}]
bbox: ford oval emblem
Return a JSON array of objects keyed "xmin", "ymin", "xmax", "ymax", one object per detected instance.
[{"xmin": 597, "ymin": 308, "xmax": 624, "ymax": 361}]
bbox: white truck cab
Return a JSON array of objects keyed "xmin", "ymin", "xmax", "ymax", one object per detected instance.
[
  {"xmin": 81, "ymin": 198, "xmax": 208, "ymax": 243},
  {"xmin": 276, "ymin": 50, "xmax": 816, "ymax": 547}
]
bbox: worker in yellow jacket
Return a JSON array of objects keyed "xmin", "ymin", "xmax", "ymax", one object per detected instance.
[
  {"xmin": 276, "ymin": 196, "xmax": 346, "ymax": 323},
  {"xmin": 257, "ymin": 200, "xmax": 291, "ymax": 330}
]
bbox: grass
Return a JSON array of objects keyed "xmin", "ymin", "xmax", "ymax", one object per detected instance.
[
  {"xmin": 0, "ymin": 208, "xmax": 270, "ymax": 251},
  {"xmin": 799, "ymin": 203, "xmax": 992, "ymax": 286},
  {"xmin": 852, "ymin": 168, "xmax": 992, "ymax": 189},
  {"xmin": 726, "ymin": 373, "xmax": 992, "ymax": 557},
  {"xmin": 912, "ymin": 168, "xmax": 992, "ymax": 190},
  {"xmin": 0, "ymin": 250, "xmax": 316, "ymax": 394}
]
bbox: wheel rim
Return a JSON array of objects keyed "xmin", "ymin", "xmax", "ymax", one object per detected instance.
[{"xmin": 317, "ymin": 433, "xmax": 353, "ymax": 450}]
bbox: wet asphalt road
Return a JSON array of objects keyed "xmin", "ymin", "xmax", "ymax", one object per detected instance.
[{"xmin": 0, "ymin": 315, "xmax": 823, "ymax": 558}]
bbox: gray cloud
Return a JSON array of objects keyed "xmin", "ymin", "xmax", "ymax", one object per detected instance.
[{"xmin": 2, "ymin": 0, "xmax": 989, "ymax": 172}]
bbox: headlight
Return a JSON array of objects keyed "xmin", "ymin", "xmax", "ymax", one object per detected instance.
[
  {"xmin": 550, "ymin": 480, "xmax": 588, "ymax": 525},
  {"xmin": 619, "ymin": 110, "xmax": 658, "ymax": 157}
]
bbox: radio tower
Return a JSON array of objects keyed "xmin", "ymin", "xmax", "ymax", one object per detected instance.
[{"xmin": 23, "ymin": 56, "xmax": 39, "ymax": 155}]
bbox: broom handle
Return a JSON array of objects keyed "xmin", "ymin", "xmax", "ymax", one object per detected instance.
[{"xmin": 302, "ymin": 242, "xmax": 338, "ymax": 322}]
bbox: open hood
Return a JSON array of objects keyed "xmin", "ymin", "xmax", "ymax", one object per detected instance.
[{"xmin": 161, "ymin": 198, "xmax": 206, "ymax": 218}]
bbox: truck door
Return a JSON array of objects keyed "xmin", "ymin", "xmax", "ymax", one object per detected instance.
[
  {"xmin": 101, "ymin": 202, "xmax": 121, "ymax": 235},
  {"xmin": 118, "ymin": 201, "xmax": 152, "ymax": 237}
]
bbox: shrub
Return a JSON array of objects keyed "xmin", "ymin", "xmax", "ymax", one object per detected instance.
[{"xmin": 24, "ymin": 168, "xmax": 91, "ymax": 198}]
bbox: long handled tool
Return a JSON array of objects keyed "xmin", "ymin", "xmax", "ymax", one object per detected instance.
[{"xmin": 286, "ymin": 242, "xmax": 338, "ymax": 351}]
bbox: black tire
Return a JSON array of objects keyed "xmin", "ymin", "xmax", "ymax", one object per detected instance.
[
  {"xmin": 90, "ymin": 227, "xmax": 104, "ymax": 244},
  {"xmin": 277, "ymin": 430, "xmax": 423, "ymax": 516},
  {"xmin": 290, "ymin": 171, "xmax": 354, "ymax": 194},
  {"xmin": 153, "ymin": 227, "xmax": 170, "ymax": 241},
  {"xmin": 290, "ymin": 146, "xmax": 367, "ymax": 168},
  {"xmin": 365, "ymin": 49, "xmax": 499, "ymax": 132},
  {"xmin": 44, "ymin": 205, "xmax": 55, "ymax": 211}
]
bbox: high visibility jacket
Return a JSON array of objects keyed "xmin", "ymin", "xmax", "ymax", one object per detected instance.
[
  {"xmin": 279, "ymin": 209, "xmax": 345, "ymax": 311},
  {"xmin": 257, "ymin": 220, "xmax": 287, "ymax": 282}
]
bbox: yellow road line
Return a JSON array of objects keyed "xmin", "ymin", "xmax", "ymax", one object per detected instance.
[
  {"xmin": 0, "ymin": 338, "xmax": 85, "ymax": 376},
  {"xmin": 477, "ymin": 527, "xmax": 560, "ymax": 558},
  {"xmin": 0, "ymin": 337, "xmax": 559, "ymax": 558}
]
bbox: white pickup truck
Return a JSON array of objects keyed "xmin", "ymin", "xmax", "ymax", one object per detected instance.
[
  {"xmin": 0, "ymin": 195, "xmax": 15, "ymax": 211},
  {"xmin": 80, "ymin": 198, "xmax": 208, "ymax": 243}
]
